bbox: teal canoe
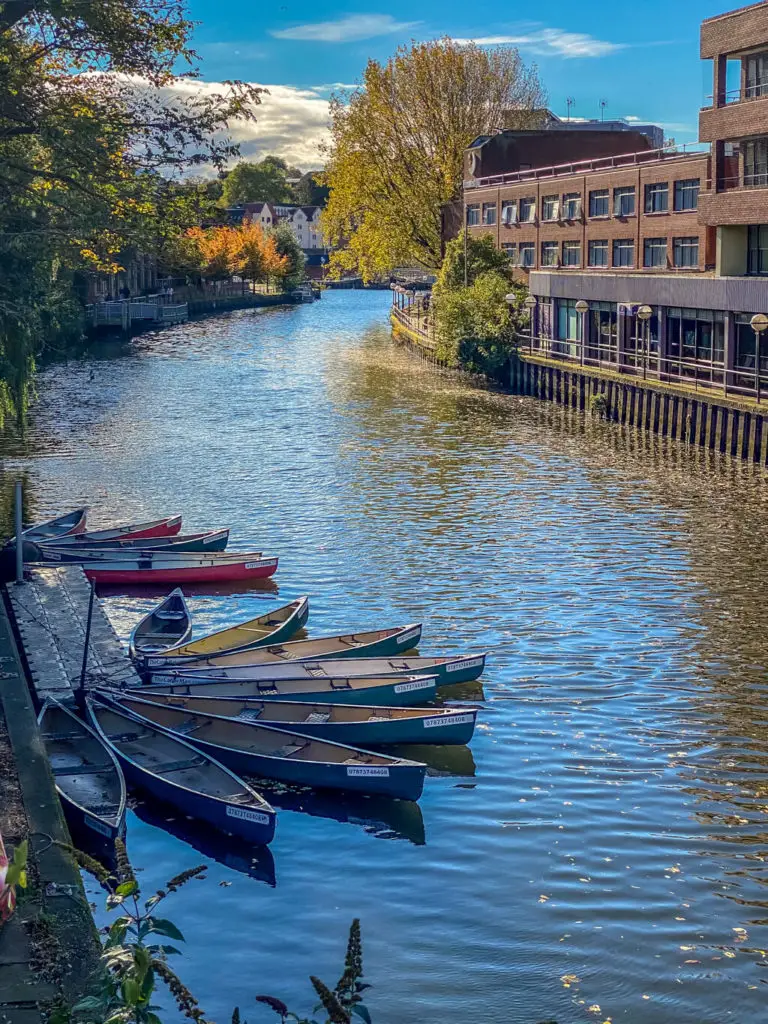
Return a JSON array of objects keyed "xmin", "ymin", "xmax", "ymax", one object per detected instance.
[
  {"xmin": 146, "ymin": 652, "xmax": 486, "ymax": 690},
  {"xmin": 132, "ymin": 672, "xmax": 439, "ymax": 707},
  {"xmin": 116, "ymin": 690, "xmax": 478, "ymax": 745},
  {"xmin": 108, "ymin": 693, "xmax": 427, "ymax": 801}
]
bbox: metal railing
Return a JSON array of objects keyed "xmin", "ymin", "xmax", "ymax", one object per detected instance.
[
  {"xmin": 519, "ymin": 330, "xmax": 768, "ymax": 402},
  {"xmin": 704, "ymin": 81, "xmax": 768, "ymax": 107},
  {"xmin": 391, "ymin": 304, "xmax": 437, "ymax": 349},
  {"xmin": 465, "ymin": 144, "xmax": 710, "ymax": 190}
]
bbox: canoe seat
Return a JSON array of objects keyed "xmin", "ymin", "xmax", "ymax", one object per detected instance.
[
  {"xmin": 89, "ymin": 804, "xmax": 120, "ymax": 816},
  {"xmin": 255, "ymin": 683, "xmax": 279, "ymax": 694},
  {"xmin": 45, "ymin": 732, "xmax": 89, "ymax": 741},
  {"xmin": 112, "ymin": 731, "xmax": 145, "ymax": 742},
  {"xmin": 304, "ymin": 712, "xmax": 330, "ymax": 724},
  {"xmin": 329, "ymin": 679, "xmax": 352, "ymax": 690},
  {"xmin": 167, "ymin": 719, "xmax": 204, "ymax": 735},
  {"xmin": 156, "ymin": 611, "xmax": 186, "ymax": 620},
  {"xmin": 157, "ymin": 756, "xmax": 207, "ymax": 774},
  {"xmin": 52, "ymin": 762, "xmax": 113, "ymax": 776},
  {"xmin": 265, "ymin": 742, "xmax": 309, "ymax": 758}
]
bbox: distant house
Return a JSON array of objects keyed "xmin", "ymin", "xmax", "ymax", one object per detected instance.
[{"xmin": 227, "ymin": 202, "xmax": 327, "ymax": 253}]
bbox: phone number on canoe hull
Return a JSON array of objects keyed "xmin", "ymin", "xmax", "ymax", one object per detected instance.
[
  {"xmin": 226, "ymin": 805, "xmax": 272, "ymax": 825},
  {"xmin": 346, "ymin": 766, "xmax": 391, "ymax": 777},
  {"xmin": 393, "ymin": 679, "xmax": 433, "ymax": 693},
  {"xmin": 423, "ymin": 714, "xmax": 475, "ymax": 728}
]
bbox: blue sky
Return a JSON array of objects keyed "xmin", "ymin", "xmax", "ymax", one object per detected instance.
[{"xmin": 181, "ymin": 0, "xmax": 734, "ymax": 169}]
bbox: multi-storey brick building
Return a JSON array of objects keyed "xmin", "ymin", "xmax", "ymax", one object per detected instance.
[{"xmin": 455, "ymin": 0, "xmax": 768, "ymax": 398}]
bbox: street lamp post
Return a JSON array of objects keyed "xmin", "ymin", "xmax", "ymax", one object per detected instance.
[
  {"xmin": 637, "ymin": 304, "xmax": 653, "ymax": 381},
  {"xmin": 522, "ymin": 294, "xmax": 537, "ymax": 353},
  {"xmin": 575, "ymin": 300, "xmax": 589, "ymax": 366},
  {"xmin": 751, "ymin": 313, "xmax": 768, "ymax": 402}
]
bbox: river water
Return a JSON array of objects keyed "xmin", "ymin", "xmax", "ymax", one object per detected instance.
[{"xmin": 2, "ymin": 290, "xmax": 768, "ymax": 1024}]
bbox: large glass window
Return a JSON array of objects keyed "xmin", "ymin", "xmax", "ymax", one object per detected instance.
[
  {"xmin": 501, "ymin": 242, "xmax": 517, "ymax": 265},
  {"xmin": 466, "ymin": 204, "xmax": 480, "ymax": 226},
  {"xmin": 644, "ymin": 237, "xmax": 667, "ymax": 268},
  {"xmin": 562, "ymin": 241, "xmax": 581, "ymax": 267},
  {"xmin": 744, "ymin": 141, "xmax": 768, "ymax": 187},
  {"xmin": 589, "ymin": 189, "xmax": 609, "ymax": 217},
  {"xmin": 666, "ymin": 307, "xmax": 725, "ymax": 381},
  {"xmin": 542, "ymin": 195, "xmax": 560, "ymax": 221},
  {"xmin": 588, "ymin": 239, "xmax": 608, "ymax": 267},
  {"xmin": 644, "ymin": 182, "xmax": 669, "ymax": 213},
  {"xmin": 482, "ymin": 202, "xmax": 497, "ymax": 225},
  {"xmin": 556, "ymin": 299, "xmax": 582, "ymax": 342},
  {"xmin": 519, "ymin": 198, "xmax": 536, "ymax": 223},
  {"xmin": 518, "ymin": 242, "xmax": 535, "ymax": 267},
  {"xmin": 745, "ymin": 53, "xmax": 768, "ymax": 98},
  {"xmin": 501, "ymin": 200, "xmax": 518, "ymax": 225},
  {"xmin": 613, "ymin": 186, "xmax": 636, "ymax": 217},
  {"xmin": 748, "ymin": 224, "xmax": 768, "ymax": 275},
  {"xmin": 673, "ymin": 179, "xmax": 700, "ymax": 210},
  {"xmin": 586, "ymin": 301, "xmax": 618, "ymax": 363},
  {"xmin": 541, "ymin": 241, "xmax": 558, "ymax": 267},
  {"xmin": 673, "ymin": 236, "xmax": 699, "ymax": 268},
  {"xmin": 613, "ymin": 239, "xmax": 634, "ymax": 268},
  {"xmin": 562, "ymin": 193, "xmax": 581, "ymax": 219}
]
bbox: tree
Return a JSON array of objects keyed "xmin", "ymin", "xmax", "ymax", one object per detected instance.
[
  {"xmin": 270, "ymin": 223, "xmax": 305, "ymax": 288},
  {"xmin": 295, "ymin": 170, "xmax": 330, "ymax": 207},
  {"xmin": 220, "ymin": 157, "xmax": 294, "ymax": 207},
  {"xmin": 322, "ymin": 39, "xmax": 546, "ymax": 280},
  {"xmin": 435, "ymin": 233, "xmax": 515, "ymax": 293}
]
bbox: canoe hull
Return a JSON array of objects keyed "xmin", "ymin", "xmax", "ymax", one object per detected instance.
[
  {"xmin": 119, "ymin": 516, "xmax": 182, "ymax": 540},
  {"xmin": 86, "ymin": 557, "xmax": 278, "ymax": 585},
  {"xmin": 142, "ymin": 674, "xmax": 439, "ymax": 707},
  {"xmin": 175, "ymin": 734, "xmax": 425, "ymax": 801},
  {"xmin": 259, "ymin": 710, "xmax": 478, "ymax": 746}
]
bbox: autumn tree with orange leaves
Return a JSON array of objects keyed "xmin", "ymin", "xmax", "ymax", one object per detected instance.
[{"xmin": 184, "ymin": 223, "xmax": 291, "ymax": 287}]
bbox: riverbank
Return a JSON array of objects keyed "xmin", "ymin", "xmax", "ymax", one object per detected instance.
[{"xmin": 0, "ymin": 590, "xmax": 99, "ymax": 1023}]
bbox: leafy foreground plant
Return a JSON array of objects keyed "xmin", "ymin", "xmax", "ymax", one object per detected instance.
[
  {"xmin": 0, "ymin": 832, "xmax": 28, "ymax": 923},
  {"xmin": 254, "ymin": 919, "xmax": 371, "ymax": 1024},
  {"xmin": 67, "ymin": 839, "xmax": 209, "ymax": 1024}
]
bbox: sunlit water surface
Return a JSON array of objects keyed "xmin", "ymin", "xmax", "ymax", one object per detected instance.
[{"xmin": 2, "ymin": 291, "xmax": 768, "ymax": 1023}]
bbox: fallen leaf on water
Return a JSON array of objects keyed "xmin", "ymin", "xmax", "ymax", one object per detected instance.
[
  {"xmin": 680, "ymin": 945, "xmax": 696, "ymax": 951},
  {"xmin": 642, "ymin": 995, "xmax": 650, "ymax": 1000},
  {"xmin": 723, "ymin": 950, "xmax": 736, "ymax": 958},
  {"xmin": 539, "ymin": 894, "xmax": 550, "ymax": 903},
  {"xmin": 560, "ymin": 973, "xmax": 580, "ymax": 988},
  {"xmin": 684, "ymin": 960, "xmax": 701, "ymax": 965},
  {"xmin": 587, "ymin": 1005, "xmax": 601, "ymax": 1014}
]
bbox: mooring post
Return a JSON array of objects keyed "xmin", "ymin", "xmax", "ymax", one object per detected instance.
[
  {"xmin": 14, "ymin": 480, "xmax": 23, "ymax": 584},
  {"xmin": 76, "ymin": 580, "xmax": 96, "ymax": 711}
]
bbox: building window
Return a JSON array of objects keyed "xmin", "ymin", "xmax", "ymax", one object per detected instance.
[
  {"xmin": 562, "ymin": 193, "xmax": 581, "ymax": 219},
  {"xmin": 589, "ymin": 189, "xmax": 609, "ymax": 217},
  {"xmin": 518, "ymin": 242, "xmax": 535, "ymax": 267},
  {"xmin": 588, "ymin": 240, "xmax": 608, "ymax": 267},
  {"xmin": 748, "ymin": 225, "xmax": 768, "ymax": 275},
  {"xmin": 744, "ymin": 141, "xmax": 768, "ymax": 187},
  {"xmin": 556, "ymin": 299, "xmax": 582, "ymax": 343},
  {"xmin": 482, "ymin": 202, "xmax": 497, "ymax": 225},
  {"xmin": 644, "ymin": 182, "xmax": 668, "ymax": 213},
  {"xmin": 613, "ymin": 186, "xmax": 636, "ymax": 217},
  {"xmin": 541, "ymin": 241, "xmax": 558, "ymax": 267},
  {"xmin": 466, "ymin": 204, "xmax": 480, "ymax": 226},
  {"xmin": 745, "ymin": 53, "xmax": 768, "ymax": 98},
  {"xmin": 643, "ymin": 237, "xmax": 667, "ymax": 268},
  {"xmin": 673, "ymin": 236, "xmax": 699, "ymax": 268},
  {"xmin": 613, "ymin": 239, "xmax": 634, "ymax": 268},
  {"xmin": 501, "ymin": 242, "xmax": 517, "ymax": 265},
  {"xmin": 519, "ymin": 198, "xmax": 536, "ymax": 223},
  {"xmin": 668, "ymin": 308, "xmax": 725, "ymax": 377},
  {"xmin": 562, "ymin": 241, "xmax": 581, "ymax": 267},
  {"xmin": 673, "ymin": 178, "xmax": 700, "ymax": 210},
  {"xmin": 501, "ymin": 201, "xmax": 518, "ymax": 225},
  {"xmin": 586, "ymin": 301, "xmax": 618, "ymax": 363},
  {"xmin": 542, "ymin": 195, "xmax": 560, "ymax": 221}
]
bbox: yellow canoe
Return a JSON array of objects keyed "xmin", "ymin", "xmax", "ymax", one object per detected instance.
[{"xmin": 137, "ymin": 596, "xmax": 309, "ymax": 667}]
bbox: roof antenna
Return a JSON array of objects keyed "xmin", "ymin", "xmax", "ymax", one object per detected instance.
[
  {"xmin": 599, "ymin": 99, "xmax": 607, "ymax": 122},
  {"xmin": 566, "ymin": 97, "xmax": 575, "ymax": 122}
]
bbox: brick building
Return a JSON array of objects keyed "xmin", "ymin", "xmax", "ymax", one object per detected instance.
[{"xmin": 454, "ymin": 0, "xmax": 768, "ymax": 398}]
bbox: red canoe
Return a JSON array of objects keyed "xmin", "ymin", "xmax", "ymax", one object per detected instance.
[
  {"xmin": 84, "ymin": 553, "xmax": 278, "ymax": 585},
  {"xmin": 52, "ymin": 515, "xmax": 182, "ymax": 544}
]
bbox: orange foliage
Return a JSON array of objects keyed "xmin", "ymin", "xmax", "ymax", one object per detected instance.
[{"xmin": 186, "ymin": 221, "xmax": 291, "ymax": 283}]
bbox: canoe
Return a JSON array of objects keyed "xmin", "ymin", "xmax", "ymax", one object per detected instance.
[
  {"xmin": 108, "ymin": 694, "xmax": 427, "ymax": 801},
  {"xmin": 146, "ymin": 653, "xmax": 486, "ymax": 689},
  {"xmin": 135, "ymin": 672, "xmax": 439, "ymax": 707},
  {"xmin": 50, "ymin": 515, "xmax": 182, "ymax": 544},
  {"xmin": 129, "ymin": 588, "xmax": 192, "ymax": 659},
  {"xmin": 82, "ymin": 553, "xmax": 278, "ymax": 585},
  {"xmin": 40, "ymin": 532, "xmax": 236, "ymax": 563},
  {"xmin": 38, "ymin": 700, "xmax": 126, "ymax": 841},
  {"xmin": 137, "ymin": 596, "xmax": 310, "ymax": 668},
  {"xmin": 150, "ymin": 623, "xmax": 422, "ymax": 670},
  {"xmin": 121, "ymin": 691, "xmax": 478, "ymax": 745},
  {"xmin": 42, "ymin": 529, "xmax": 230, "ymax": 555},
  {"xmin": 87, "ymin": 699, "xmax": 276, "ymax": 845},
  {"xmin": 21, "ymin": 508, "xmax": 87, "ymax": 541}
]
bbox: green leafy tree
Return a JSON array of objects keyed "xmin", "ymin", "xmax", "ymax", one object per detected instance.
[
  {"xmin": 434, "ymin": 233, "xmax": 514, "ymax": 293},
  {"xmin": 270, "ymin": 223, "xmax": 306, "ymax": 288},
  {"xmin": 295, "ymin": 171, "xmax": 330, "ymax": 208},
  {"xmin": 221, "ymin": 157, "xmax": 295, "ymax": 207}
]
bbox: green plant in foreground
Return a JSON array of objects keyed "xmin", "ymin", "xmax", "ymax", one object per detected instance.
[
  {"xmin": 0, "ymin": 834, "xmax": 28, "ymax": 923},
  {"xmin": 68, "ymin": 839, "xmax": 209, "ymax": 1024},
  {"xmin": 255, "ymin": 919, "xmax": 371, "ymax": 1024}
]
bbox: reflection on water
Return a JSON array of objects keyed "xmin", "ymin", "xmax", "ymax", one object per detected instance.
[{"xmin": 4, "ymin": 291, "xmax": 768, "ymax": 1023}]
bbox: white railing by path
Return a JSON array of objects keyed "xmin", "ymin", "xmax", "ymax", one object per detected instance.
[{"xmin": 86, "ymin": 299, "xmax": 189, "ymax": 329}]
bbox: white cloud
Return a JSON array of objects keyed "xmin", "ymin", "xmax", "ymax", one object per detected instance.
[
  {"xmin": 122, "ymin": 76, "xmax": 331, "ymax": 174},
  {"xmin": 453, "ymin": 28, "xmax": 626, "ymax": 58},
  {"xmin": 272, "ymin": 14, "xmax": 419, "ymax": 43}
]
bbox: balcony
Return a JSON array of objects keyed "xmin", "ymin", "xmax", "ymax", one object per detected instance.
[
  {"xmin": 699, "ymin": 183, "xmax": 768, "ymax": 225},
  {"xmin": 700, "ymin": 91, "xmax": 768, "ymax": 142}
]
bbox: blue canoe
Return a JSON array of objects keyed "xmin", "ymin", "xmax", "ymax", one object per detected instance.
[
  {"xmin": 87, "ymin": 699, "xmax": 276, "ymax": 845},
  {"xmin": 120, "ymin": 690, "xmax": 478, "ymax": 746},
  {"xmin": 145, "ymin": 652, "xmax": 486, "ymax": 690},
  {"xmin": 109, "ymin": 693, "xmax": 427, "ymax": 801},
  {"xmin": 38, "ymin": 700, "xmax": 126, "ymax": 842},
  {"xmin": 135, "ymin": 672, "xmax": 439, "ymax": 707}
]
